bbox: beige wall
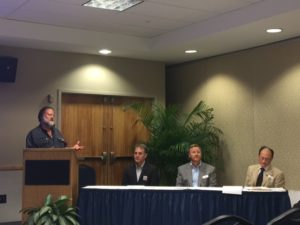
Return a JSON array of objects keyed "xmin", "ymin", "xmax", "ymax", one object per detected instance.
[
  {"xmin": 2, "ymin": 36, "xmax": 300, "ymax": 221},
  {"xmin": 0, "ymin": 45, "xmax": 165, "ymax": 222},
  {"xmin": 167, "ymin": 38, "xmax": 300, "ymax": 190}
]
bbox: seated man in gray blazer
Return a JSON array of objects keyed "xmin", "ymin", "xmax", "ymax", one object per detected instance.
[
  {"xmin": 176, "ymin": 144, "xmax": 217, "ymax": 187},
  {"xmin": 244, "ymin": 146, "xmax": 285, "ymax": 188}
]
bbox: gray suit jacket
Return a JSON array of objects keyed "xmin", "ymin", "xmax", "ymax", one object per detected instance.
[
  {"xmin": 244, "ymin": 164, "xmax": 285, "ymax": 188},
  {"xmin": 176, "ymin": 161, "xmax": 217, "ymax": 187}
]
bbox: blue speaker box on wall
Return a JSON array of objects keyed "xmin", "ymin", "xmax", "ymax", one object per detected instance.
[{"xmin": 0, "ymin": 56, "xmax": 18, "ymax": 82}]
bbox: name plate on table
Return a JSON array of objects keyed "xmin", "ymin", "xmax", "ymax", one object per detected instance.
[{"xmin": 222, "ymin": 186, "xmax": 243, "ymax": 195}]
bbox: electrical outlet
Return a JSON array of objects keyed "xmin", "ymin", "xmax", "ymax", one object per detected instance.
[{"xmin": 0, "ymin": 194, "xmax": 7, "ymax": 203}]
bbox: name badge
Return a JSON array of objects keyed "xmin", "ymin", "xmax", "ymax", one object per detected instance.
[
  {"xmin": 202, "ymin": 175, "xmax": 209, "ymax": 179},
  {"xmin": 143, "ymin": 176, "xmax": 148, "ymax": 181}
]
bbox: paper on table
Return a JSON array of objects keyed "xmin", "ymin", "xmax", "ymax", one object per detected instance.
[
  {"xmin": 222, "ymin": 186, "xmax": 243, "ymax": 195},
  {"xmin": 243, "ymin": 186, "xmax": 286, "ymax": 192}
]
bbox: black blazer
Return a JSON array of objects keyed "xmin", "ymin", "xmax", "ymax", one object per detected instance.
[{"xmin": 122, "ymin": 162, "xmax": 160, "ymax": 186}]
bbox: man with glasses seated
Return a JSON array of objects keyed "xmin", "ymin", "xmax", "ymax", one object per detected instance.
[{"xmin": 244, "ymin": 146, "xmax": 285, "ymax": 188}]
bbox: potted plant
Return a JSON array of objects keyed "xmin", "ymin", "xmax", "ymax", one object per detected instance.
[
  {"xmin": 20, "ymin": 194, "xmax": 79, "ymax": 225},
  {"xmin": 125, "ymin": 100, "xmax": 223, "ymax": 185}
]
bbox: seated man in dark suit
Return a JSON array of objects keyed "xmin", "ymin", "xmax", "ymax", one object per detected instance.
[{"xmin": 122, "ymin": 143, "xmax": 160, "ymax": 186}]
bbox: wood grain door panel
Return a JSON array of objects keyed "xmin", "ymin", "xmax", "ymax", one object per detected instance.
[{"xmin": 61, "ymin": 93, "xmax": 152, "ymax": 185}]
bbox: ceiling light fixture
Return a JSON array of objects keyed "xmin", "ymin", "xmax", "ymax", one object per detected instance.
[
  {"xmin": 185, "ymin": 50, "xmax": 198, "ymax": 54},
  {"xmin": 83, "ymin": 0, "xmax": 143, "ymax": 11},
  {"xmin": 99, "ymin": 49, "xmax": 112, "ymax": 55},
  {"xmin": 266, "ymin": 28, "xmax": 282, "ymax": 33}
]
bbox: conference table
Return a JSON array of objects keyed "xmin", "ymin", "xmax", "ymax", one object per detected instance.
[{"xmin": 78, "ymin": 186, "xmax": 291, "ymax": 225}]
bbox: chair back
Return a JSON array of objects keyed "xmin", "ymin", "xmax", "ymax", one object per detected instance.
[
  {"xmin": 267, "ymin": 207, "xmax": 300, "ymax": 225},
  {"xmin": 79, "ymin": 164, "xmax": 96, "ymax": 188},
  {"xmin": 202, "ymin": 215, "xmax": 254, "ymax": 225}
]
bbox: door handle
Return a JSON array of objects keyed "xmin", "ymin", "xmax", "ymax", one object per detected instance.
[
  {"xmin": 110, "ymin": 151, "xmax": 116, "ymax": 164},
  {"xmin": 99, "ymin": 152, "xmax": 108, "ymax": 163}
]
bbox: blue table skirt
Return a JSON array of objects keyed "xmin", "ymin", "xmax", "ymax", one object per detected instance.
[{"xmin": 78, "ymin": 188, "xmax": 291, "ymax": 225}]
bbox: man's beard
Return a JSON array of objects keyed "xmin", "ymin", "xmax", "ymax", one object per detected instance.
[
  {"xmin": 42, "ymin": 117, "xmax": 55, "ymax": 128},
  {"xmin": 47, "ymin": 120, "xmax": 55, "ymax": 127}
]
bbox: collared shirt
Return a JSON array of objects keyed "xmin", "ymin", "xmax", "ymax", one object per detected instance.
[
  {"xmin": 190, "ymin": 162, "xmax": 201, "ymax": 187},
  {"xmin": 26, "ymin": 125, "xmax": 67, "ymax": 148},
  {"xmin": 136, "ymin": 161, "xmax": 145, "ymax": 182},
  {"xmin": 257, "ymin": 165, "xmax": 269, "ymax": 174}
]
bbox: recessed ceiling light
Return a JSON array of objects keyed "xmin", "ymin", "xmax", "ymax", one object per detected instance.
[
  {"xmin": 185, "ymin": 50, "xmax": 198, "ymax": 54},
  {"xmin": 83, "ymin": 0, "xmax": 143, "ymax": 11},
  {"xmin": 266, "ymin": 28, "xmax": 282, "ymax": 33},
  {"xmin": 99, "ymin": 49, "xmax": 112, "ymax": 55}
]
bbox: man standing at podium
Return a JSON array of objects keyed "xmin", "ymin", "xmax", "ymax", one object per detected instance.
[
  {"xmin": 26, "ymin": 106, "xmax": 82, "ymax": 150},
  {"xmin": 244, "ymin": 146, "xmax": 285, "ymax": 188}
]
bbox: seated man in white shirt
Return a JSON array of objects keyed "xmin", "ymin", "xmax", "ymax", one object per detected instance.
[
  {"xmin": 176, "ymin": 144, "xmax": 217, "ymax": 187},
  {"xmin": 122, "ymin": 143, "xmax": 160, "ymax": 186}
]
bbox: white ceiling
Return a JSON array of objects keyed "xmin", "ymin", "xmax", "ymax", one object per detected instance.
[{"xmin": 1, "ymin": 0, "xmax": 300, "ymax": 64}]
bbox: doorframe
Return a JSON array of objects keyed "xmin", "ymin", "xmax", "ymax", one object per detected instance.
[{"xmin": 57, "ymin": 88, "xmax": 156, "ymax": 129}]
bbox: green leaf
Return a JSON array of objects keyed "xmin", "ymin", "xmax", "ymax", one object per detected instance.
[
  {"xmin": 33, "ymin": 211, "xmax": 41, "ymax": 224},
  {"xmin": 44, "ymin": 219, "xmax": 52, "ymax": 225},
  {"xmin": 58, "ymin": 195, "xmax": 69, "ymax": 201},
  {"xmin": 58, "ymin": 216, "xmax": 67, "ymax": 225},
  {"xmin": 55, "ymin": 196, "xmax": 70, "ymax": 209},
  {"xmin": 39, "ymin": 206, "xmax": 51, "ymax": 217},
  {"xmin": 27, "ymin": 215, "xmax": 35, "ymax": 225},
  {"xmin": 65, "ymin": 215, "xmax": 79, "ymax": 225},
  {"xmin": 66, "ymin": 210, "xmax": 80, "ymax": 218},
  {"xmin": 44, "ymin": 194, "xmax": 53, "ymax": 206},
  {"xmin": 36, "ymin": 215, "xmax": 50, "ymax": 225},
  {"xmin": 51, "ymin": 214, "xmax": 58, "ymax": 222}
]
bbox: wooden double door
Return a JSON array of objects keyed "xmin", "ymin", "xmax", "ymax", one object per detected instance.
[{"xmin": 61, "ymin": 93, "xmax": 151, "ymax": 185}]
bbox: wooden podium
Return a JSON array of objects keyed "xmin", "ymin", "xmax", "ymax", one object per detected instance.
[{"xmin": 22, "ymin": 148, "xmax": 78, "ymax": 210}]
